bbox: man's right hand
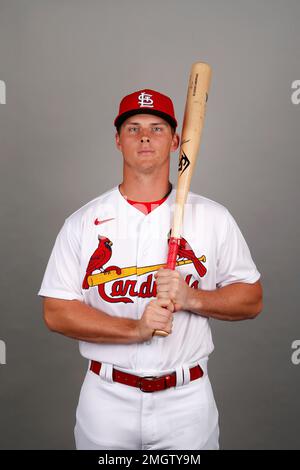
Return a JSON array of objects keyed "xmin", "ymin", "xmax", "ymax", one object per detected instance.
[{"xmin": 137, "ymin": 298, "xmax": 174, "ymax": 342}]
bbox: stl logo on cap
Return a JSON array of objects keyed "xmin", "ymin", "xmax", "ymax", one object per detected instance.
[
  {"xmin": 138, "ymin": 92, "xmax": 154, "ymax": 108},
  {"xmin": 114, "ymin": 88, "xmax": 178, "ymax": 129}
]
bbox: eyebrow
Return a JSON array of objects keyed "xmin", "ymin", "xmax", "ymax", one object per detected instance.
[{"xmin": 124, "ymin": 121, "xmax": 168, "ymax": 126}]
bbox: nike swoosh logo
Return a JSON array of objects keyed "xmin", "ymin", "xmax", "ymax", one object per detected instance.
[{"xmin": 94, "ymin": 217, "xmax": 115, "ymax": 226}]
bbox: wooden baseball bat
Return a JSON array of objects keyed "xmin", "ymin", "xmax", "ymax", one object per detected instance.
[{"xmin": 154, "ymin": 62, "xmax": 212, "ymax": 337}]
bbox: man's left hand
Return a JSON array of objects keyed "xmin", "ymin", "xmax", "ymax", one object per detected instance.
[{"xmin": 154, "ymin": 268, "xmax": 191, "ymax": 312}]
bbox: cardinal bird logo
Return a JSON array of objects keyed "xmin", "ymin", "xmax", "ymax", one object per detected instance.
[
  {"xmin": 81, "ymin": 232, "xmax": 206, "ymax": 302},
  {"xmin": 82, "ymin": 235, "xmax": 113, "ymax": 289},
  {"xmin": 167, "ymin": 231, "xmax": 207, "ymax": 277}
]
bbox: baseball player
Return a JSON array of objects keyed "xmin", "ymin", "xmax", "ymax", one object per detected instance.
[{"xmin": 38, "ymin": 89, "xmax": 263, "ymax": 450}]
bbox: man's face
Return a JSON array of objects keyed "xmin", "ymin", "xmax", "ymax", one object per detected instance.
[{"xmin": 115, "ymin": 114, "xmax": 179, "ymax": 173}]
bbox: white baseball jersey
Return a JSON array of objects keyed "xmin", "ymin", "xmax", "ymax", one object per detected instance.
[{"xmin": 37, "ymin": 185, "xmax": 260, "ymax": 373}]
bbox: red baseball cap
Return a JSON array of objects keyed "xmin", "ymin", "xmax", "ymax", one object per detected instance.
[{"xmin": 114, "ymin": 89, "xmax": 177, "ymax": 130}]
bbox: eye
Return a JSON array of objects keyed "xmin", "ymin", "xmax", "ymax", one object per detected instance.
[
  {"xmin": 152, "ymin": 127, "xmax": 163, "ymax": 132},
  {"xmin": 128, "ymin": 127, "xmax": 139, "ymax": 133}
]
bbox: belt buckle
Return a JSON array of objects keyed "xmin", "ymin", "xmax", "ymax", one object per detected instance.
[{"xmin": 139, "ymin": 375, "xmax": 158, "ymax": 393}]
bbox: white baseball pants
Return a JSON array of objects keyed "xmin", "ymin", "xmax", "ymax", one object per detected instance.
[{"xmin": 74, "ymin": 359, "xmax": 219, "ymax": 450}]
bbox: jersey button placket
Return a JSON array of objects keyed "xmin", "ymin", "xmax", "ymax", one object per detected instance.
[{"xmin": 136, "ymin": 219, "xmax": 155, "ymax": 370}]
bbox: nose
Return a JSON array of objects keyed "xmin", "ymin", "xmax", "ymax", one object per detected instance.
[{"xmin": 140, "ymin": 136, "xmax": 150, "ymax": 143}]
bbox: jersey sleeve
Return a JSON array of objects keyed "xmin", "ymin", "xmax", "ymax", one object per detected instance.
[
  {"xmin": 37, "ymin": 217, "xmax": 84, "ymax": 301},
  {"xmin": 216, "ymin": 209, "xmax": 261, "ymax": 288}
]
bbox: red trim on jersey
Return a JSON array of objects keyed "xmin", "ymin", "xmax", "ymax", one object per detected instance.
[{"xmin": 126, "ymin": 195, "xmax": 168, "ymax": 215}]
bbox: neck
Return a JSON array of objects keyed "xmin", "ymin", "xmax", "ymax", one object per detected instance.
[{"xmin": 119, "ymin": 176, "xmax": 172, "ymax": 202}]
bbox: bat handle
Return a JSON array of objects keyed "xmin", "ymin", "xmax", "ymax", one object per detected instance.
[
  {"xmin": 153, "ymin": 237, "xmax": 180, "ymax": 337},
  {"xmin": 166, "ymin": 236, "xmax": 180, "ymax": 269}
]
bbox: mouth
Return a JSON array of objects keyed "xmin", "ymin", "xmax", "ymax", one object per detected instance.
[{"xmin": 138, "ymin": 150, "xmax": 155, "ymax": 155}]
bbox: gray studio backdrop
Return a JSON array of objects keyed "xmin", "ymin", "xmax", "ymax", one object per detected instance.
[{"xmin": 0, "ymin": 0, "xmax": 299, "ymax": 449}]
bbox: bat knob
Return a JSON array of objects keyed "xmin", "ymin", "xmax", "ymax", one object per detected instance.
[{"xmin": 153, "ymin": 329, "xmax": 169, "ymax": 337}]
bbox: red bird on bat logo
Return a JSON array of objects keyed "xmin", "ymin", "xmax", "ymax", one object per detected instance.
[
  {"xmin": 81, "ymin": 231, "xmax": 207, "ymax": 302},
  {"xmin": 168, "ymin": 231, "xmax": 207, "ymax": 277},
  {"xmin": 82, "ymin": 235, "xmax": 113, "ymax": 289}
]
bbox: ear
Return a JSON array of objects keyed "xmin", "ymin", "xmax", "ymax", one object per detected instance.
[
  {"xmin": 170, "ymin": 132, "xmax": 180, "ymax": 152},
  {"xmin": 115, "ymin": 131, "xmax": 122, "ymax": 151}
]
